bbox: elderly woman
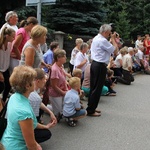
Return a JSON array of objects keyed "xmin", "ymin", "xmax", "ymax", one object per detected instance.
[
  {"xmin": 19, "ymin": 25, "xmax": 49, "ymax": 69},
  {"xmin": 49, "ymin": 49, "xmax": 68, "ymax": 120},
  {"xmin": 69, "ymin": 38, "xmax": 83, "ymax": 75},
  {"xmin": 1, "ymin": 66, "xmax": 56, "ymax": 150},
  {"xmin": 74, "ymin": 42, "xmax": 89, "ymax": 84}
]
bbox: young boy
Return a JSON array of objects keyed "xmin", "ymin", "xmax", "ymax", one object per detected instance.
[{"xmin": 63, "ymin": 77, "xmax": 87, "ymax": 127}]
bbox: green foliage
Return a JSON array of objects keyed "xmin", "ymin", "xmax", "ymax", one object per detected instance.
[
  {"xmin": 15, "ymin": 6, "xmax": 37, "ymax": 21},
  {"xmin": 0, "ymin": 0, "xmax": 150, "ymax": 41},
  {"xmin": 105, "ymin": 0, "xmax": 150, "ymax": 40},
  {"xmin": 114, "ymin": 6, "xmax": 130, "ymax": 40},
  {"xmin": 42, "ymin": 0, "xmax": 106, "ymax": 35}
]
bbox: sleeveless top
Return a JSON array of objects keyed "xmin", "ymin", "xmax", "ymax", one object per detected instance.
[{"xmin": 19, "ymin": 41, "xmax": 43, "ymax": 68}]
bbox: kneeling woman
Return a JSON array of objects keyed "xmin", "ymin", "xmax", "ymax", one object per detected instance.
[{"xmin": 1, "ymin": 66, "xmax": 54, "ymax": 150}]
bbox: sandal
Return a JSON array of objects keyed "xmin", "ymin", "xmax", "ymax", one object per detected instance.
[
  {"xmin": 95, "ymin": 109, "xmax": 101, "ymax": 113},
  {"xmin": 66, "ymin": 118, "xmax": 76, "ymax": 127},
  {"xmin": 87, "ymin": 112, "xmax": 101, "ymax": 117}
]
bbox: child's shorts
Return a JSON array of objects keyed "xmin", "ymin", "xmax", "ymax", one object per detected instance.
[{"xmin": 69, "ymin": 109, "xmax": 86, "ymax": 118}]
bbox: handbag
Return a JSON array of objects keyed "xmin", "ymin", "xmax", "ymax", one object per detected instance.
[{"xmin": 0, "ymin": 101, "xmax": 8, "ymax": 139}]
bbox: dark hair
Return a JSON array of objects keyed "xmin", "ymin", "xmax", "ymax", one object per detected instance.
[
  {"xmin": 19, "ymin": 17, "xmax": 38, "ymax": 28},
  {"xmin": 109, "ymin": 23, "xmax": 115, "ymax": 33},
  {"xmin": 50, "ymin": 41, "xmax": 59, "ymax": 51}
]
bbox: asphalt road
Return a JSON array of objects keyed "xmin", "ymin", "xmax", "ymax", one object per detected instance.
[{"xmin": 41, "ymin": 74, "xmax": 150, "ymax": 150}]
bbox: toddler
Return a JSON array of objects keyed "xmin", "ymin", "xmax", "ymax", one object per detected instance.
[{"xmin": 63, "ymin": 77, "xmax": 87, "ymax": 127}]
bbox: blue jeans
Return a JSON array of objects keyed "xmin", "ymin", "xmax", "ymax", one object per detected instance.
[{"xmin": 69, "ymin": 109, "xmax": 86, "ymax": 118}]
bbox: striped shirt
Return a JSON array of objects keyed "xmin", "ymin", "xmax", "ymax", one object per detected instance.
[{"xmin": 29, "ymin": 90, "xmax": 42, "ymax": 117}]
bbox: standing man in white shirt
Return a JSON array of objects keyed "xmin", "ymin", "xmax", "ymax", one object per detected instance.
[{"xmin": 86, "ymin": 24, "xmax": 118, "ymax": 116}]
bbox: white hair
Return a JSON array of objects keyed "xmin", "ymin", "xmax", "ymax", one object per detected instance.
[
  {"xmin": 128, "ymin": 47, "xmax": 134, "ymax": 52},
  {"xmin": 5, "ymin": 11, "xmax": 17, "ymax": 22},
  {"xmin": 99, "ymin": 24, "xmax": 112, "ymax": 33}
]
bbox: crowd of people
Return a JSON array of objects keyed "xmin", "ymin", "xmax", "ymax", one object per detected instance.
[{"xmin": 0, "ymin": 11, "xmax": 150, "ymax": 149}]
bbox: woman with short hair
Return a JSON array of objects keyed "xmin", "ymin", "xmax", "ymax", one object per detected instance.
[
  {"xmin": 49, "ymin": 49, "xmax": 68, "ymax": 120},
  {"xmin": 69, "ymin": 38, "xmax": 83, "ymax": 75},
  {"xmin": 1, "ymin": 65, "xmax": 55, "ymax": 150},
  {"xmin": 19, "ymin": 25, "xmax": 49, "ymax": 69}
]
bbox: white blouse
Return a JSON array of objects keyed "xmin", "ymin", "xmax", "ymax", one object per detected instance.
[
  {"xmin": 0, "ymin": 42, "xmax": 12, "ymax": 72},
  {"xmin": 74, "ymin": 51, "xmax": 89, "ymax": 72}
]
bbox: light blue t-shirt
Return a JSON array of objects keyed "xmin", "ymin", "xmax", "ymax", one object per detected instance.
[
  {"xmin": 1, "ymin": 92, "xmax": 37, "ymax": 150},
  {"xmin": 63, "ymin": 89, "xmax": 81, "ymax": 117},
  {"xmin": 43, "ymin": 49, "xmax": 53, "ymax": 73}
]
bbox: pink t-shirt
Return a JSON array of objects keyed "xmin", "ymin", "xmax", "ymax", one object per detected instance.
[
  {"xmin": 13, "ymin": 28, "xmax": 30, "ymax": 53},
  {"xmin": 49, "ymin": 63, "xmax": 68, "ymax": 97}
]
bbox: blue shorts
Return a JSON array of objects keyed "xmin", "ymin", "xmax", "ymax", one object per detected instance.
[{"xmin": 69, "ymin": 109, "xmax": 86, "ymax": 118}]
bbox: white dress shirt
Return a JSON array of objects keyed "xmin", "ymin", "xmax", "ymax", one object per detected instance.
[{"xmin": 91, "ymin": 34, "xmax": 115, "ymax": 64}]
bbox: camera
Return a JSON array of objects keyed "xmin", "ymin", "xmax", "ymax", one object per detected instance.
[{"xmin": 109, "ymin": 23, "xmax": 116, "ymax": 33}]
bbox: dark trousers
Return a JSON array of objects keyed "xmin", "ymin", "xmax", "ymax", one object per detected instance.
[
  {"xmin": 86, "ymin": 61, "xmax": 107, "ymax": 114},
  {"xmin": 117, "ymin": 69, "xmax": 134, "ymax": 85},
  {"xmin": 0, "ymin": 82, "xmax": 5, "ymax": 94},
  {"xmin": 112, "ymin": 67, "xmax": 122, "ymax": 77},
  {"xmin": 69, "ymin": 62, "xmax": 74, "ymax": 76},
  {"xmin": 36, "ymin": 109, "xmax": 44, "ymax": 122},
  {"xmin": 34, "ymin": 128, "xmax": 52, "ymax": 143},
  {"xmin": 2, "ymin": 70, "xmax": 11, "ymax": 102}
]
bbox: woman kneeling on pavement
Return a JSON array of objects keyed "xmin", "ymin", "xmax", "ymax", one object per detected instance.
[{"xmin": 1, "ymin": 66, "xmax": 56, "ymax": 150}]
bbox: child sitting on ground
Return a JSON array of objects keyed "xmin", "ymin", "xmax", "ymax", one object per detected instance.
[
  {"xmin": 105, "ymin": 69, "xmax": 117, "ymax": 96},
  {"xmin": 63, "ymin": 77, "xmax": 87, "ymax": 127}
]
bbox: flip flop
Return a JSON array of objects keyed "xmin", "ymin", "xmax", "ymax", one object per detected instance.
[
  {"xmin": 95, "ymin": 109, "xmax": 101, "ymax": 113},
  {"xmin": 87, "ymin": 112, "xmax": 101, "ymax": 117}
]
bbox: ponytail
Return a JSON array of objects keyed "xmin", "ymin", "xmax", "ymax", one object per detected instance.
[
  {"xmin": 19, "ymin": 20, "xmax": 27, "ymax": 28},
  {"xmin": 0, "ymin": 27, "xmax": 15, "ymax": 49},
  {"xmin": 19, "ymin": 17, "xmax": 38, "ymax": 28}
]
